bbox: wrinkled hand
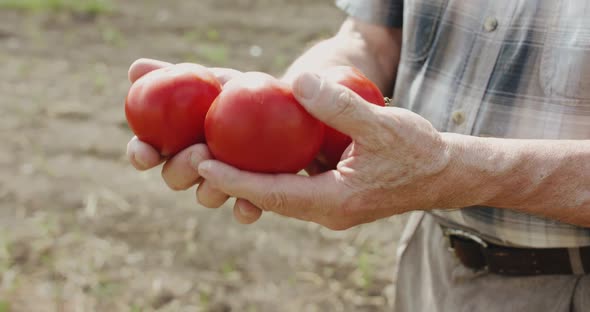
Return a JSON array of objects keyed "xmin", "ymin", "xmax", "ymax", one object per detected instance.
[
  {"xmin": 196, "ymin": 72, "xmax": 452, "ymax": 230},
  {"xmin": 125, "ymin": 58, "xmax": 259, "ymax": 222},
  {"xmin": 126, "ymin": 59, "xmax": 452, "ymax": 230}
]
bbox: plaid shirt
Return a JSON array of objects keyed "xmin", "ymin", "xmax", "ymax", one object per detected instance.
[{"xmin": 336, "ymin": 0, "xmax": 590, "ymax": 248}]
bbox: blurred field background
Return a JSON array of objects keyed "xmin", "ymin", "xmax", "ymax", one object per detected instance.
[{"xmin": 0, "ymin": 1, "xmax": 405, "ymax": 311}]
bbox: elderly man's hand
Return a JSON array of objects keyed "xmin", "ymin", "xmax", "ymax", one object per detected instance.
[
  {"xmin": 197, "ymin": 72, "xmax": 452, "ymax": 230},
  {"xmin": 125, "ymin": 58, "xmax": 253, "ymax": 221}
]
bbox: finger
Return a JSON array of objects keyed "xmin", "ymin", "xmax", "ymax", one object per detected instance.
[
  {"xmin": 127, "ymin": 136, "xmax": 164, "ymax": 171},
  {"xmin": 161, "ymin": 144, "xmax": 212, "ymax": 191},
  {"xmin": 233, "ymin": 199, "xmax": 263, "ymax": 224},
  {"xmin": 128, "ymin": 58, "xmax": 172, "ymax": 83},
  {"xmin": 196, "ymin": 180, "xmax": 230, "ymax": 208},
  {"xmin": 198, "ymin": 160, "xmax": 342, "ymax": 221},
  {"xmin": 292, "ymin": 72, "xmax": 379, "ymax": 140},
  {"xmin": 209, "ymin": 67, "xmax": 243, "ymax": 85}
]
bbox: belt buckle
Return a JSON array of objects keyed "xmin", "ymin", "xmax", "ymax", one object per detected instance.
[{"xmin": 442, "ymin": 227, "xmax": 489, "ymax": 252}]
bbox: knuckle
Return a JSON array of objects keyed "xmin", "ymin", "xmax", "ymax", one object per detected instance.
[
  {"xmin": 187, "ymin": 145, "xmax": 211, "ymax": 169},
  {"xmin": 190, "ymin": 144, "xmax": 211, "ymax": 160},
  {"xmin": 260, "ymin": 191, "xmax": 289, "ymax": 212},
  {"xmin": 331, "ymin": 89, "xmax": 356, "ymax": 119}
]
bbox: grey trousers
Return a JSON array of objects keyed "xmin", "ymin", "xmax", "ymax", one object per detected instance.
[{"xmin": 393, "ymin": 212, "xmax": 590, "ymax": 312}]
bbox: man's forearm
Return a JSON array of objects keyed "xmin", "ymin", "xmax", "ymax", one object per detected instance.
[
  {"xmin": 281, "ymin": 17, "xmax": 401, "ymax": 94},
  {"xmin": 439, "ymin": 133, "xmax": 590, "ymax": 227}
]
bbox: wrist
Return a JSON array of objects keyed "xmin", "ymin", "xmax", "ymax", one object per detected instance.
[{"xmin": 431, "ymin": 133, "xmax": 502, "ymax": 210}]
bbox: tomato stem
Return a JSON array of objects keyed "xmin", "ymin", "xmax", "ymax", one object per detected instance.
[{"xmin": 384, "ymin": 97, "xmax": 392, "ymax": 107}]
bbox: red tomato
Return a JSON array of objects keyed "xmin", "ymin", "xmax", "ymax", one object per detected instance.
[
  {"xmin": 318, "ymin": 66, "xmax": 385, "ymax": 169},
  {"xmin": 125, "ymin": 63, "xmax": 222, "ymax": 157},
  {"xmin": 205, "ymin": 72, "xmax": 325, "ymax": 174}
]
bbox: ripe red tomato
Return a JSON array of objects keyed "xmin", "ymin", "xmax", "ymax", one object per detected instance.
[
  {"xmin": 318, "ymin": 66, "xmax": 385, "ymax": 169},
  {"xmin": 125, "ymin": 63, "xmax": 222, "ymax": 157},
  {"xmin": 205, "ymin": 72, "xmax": 325, "ymax": 174}
]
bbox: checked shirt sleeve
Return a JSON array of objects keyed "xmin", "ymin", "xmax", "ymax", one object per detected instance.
[{"xmin": 335, "ymin": 0, "xmax": 403, "ymax": 28}]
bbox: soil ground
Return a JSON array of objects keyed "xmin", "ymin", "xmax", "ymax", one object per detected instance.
[{"xmin": 0, "ymin": 1, "xmax": 406, "ymax": 311}]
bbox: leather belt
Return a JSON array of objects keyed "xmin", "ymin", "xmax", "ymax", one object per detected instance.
[{"xmin": 442, "ymin": 227, "xmax": 590, "ymax": 276}]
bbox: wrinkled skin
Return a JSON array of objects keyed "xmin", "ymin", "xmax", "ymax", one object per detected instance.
[
  {"xmin": 126, "ymin": 58, "xmax": 451, "ymax": 228},
  {"xmin": 317, "ymin": 66, "xmax": 386, "ymax": 169}
]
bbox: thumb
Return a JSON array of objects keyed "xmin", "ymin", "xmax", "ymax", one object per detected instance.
[{"xmin": 292, "ymin": 72, "xmax": 379, "ymax": 139}]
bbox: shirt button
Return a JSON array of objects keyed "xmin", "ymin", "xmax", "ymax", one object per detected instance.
[
  {"xmin": 484, "ymin": 17, "xmax": 498, "ymax": 32},
  {"xmin": 452, "ymin": 111, "xmax": 465, "ymax": 125}
]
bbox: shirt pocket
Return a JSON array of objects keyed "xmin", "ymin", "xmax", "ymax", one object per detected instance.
[
  {"xmin": 402, "ymin": 0, "xmax": 449, "ymax": 62},
  {"xmin": 540, "ymin": 1, "xmax": 590, "ymax": 100}
]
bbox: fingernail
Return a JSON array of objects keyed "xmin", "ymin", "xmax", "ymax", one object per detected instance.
[
  {"xmin": 134, "ymin": 152, "xmax": 149, "ymax": 169},
  {"xmin": 198, "ymin": 161, "xmax": 214, "ymax": 177},
  {"xmin": 296, "ymin": 72, "xmax": 321, "ymax": 100},
  {"xmin": 190, "ymin": 151, "xmax": 200, "ymax": 170}
]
